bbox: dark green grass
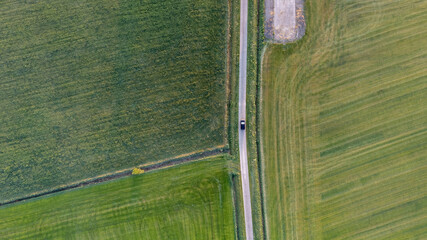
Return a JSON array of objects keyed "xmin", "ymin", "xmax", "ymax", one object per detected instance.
[
  {"xmin": 0, "ymin": 156, "xmax": 236, "ymax": 239},
  {"xmin": 0, "ymin": 0, "xmax": 228, "ymax": 202},
  {"xmin": 261, "ymin": 0, "xmax": 427, "ymax": 239}
]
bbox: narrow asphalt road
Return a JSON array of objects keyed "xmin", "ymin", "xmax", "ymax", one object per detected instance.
[{"xmin": 238, "ymin": 0, "xmax": 254, "ymax": 239}]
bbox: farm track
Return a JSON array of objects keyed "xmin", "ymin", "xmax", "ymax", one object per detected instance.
[{"xmin": 238, "ymin": 0, "xmax": 255, "ymax": 239}]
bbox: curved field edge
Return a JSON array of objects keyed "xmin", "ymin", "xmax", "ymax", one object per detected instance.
[
  {"xmin": 261, "ymin": 0, "xmax": 427, "ymax": 239},
  {"xmin": 0, "ymin": 156, "xmax": 237, "ymax": 240},
  {"xmin": 0, "ymin": 0, "xmax": 230, "ymax": 202}
]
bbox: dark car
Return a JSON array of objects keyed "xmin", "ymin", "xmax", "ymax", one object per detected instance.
[{"xmin": 240, "ymin": 120, "xmax": 245, "ymax": 130}]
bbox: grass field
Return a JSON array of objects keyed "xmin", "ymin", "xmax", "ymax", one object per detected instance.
[
  {"xmin": 261, "ymin": 0, "xmax": 427, "ymax": 239},
  {"xmin": 0, "ymin": 0, "xmax": 229, "ymax": 202},
  {"xmin": 0, "ymin": 156, "xmax": 236, "ymax": 239}
]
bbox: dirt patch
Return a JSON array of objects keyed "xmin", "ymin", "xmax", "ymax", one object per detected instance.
[{"xmin": 265, "ymin": 0, "xmax": 305, "ymax": 43}]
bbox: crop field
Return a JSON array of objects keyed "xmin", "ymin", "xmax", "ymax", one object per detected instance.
[
  {"xmin": 0, "ymin": 0, "xmax": 229, "ymax": 202},
  {"xmin": 0, "ymin": 156, "xmax": 236, "ymax": 239},
  {"xmin": 261, "ymin": 0, "xmax": 426, "ymax": 239}
]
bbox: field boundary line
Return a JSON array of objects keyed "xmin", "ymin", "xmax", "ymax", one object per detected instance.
[
  {"xmin": 255, "ymin": 0, "xmax": 268, "ymax": 236},
  {"xmin": 0, "ymin": 146, "xmax": 229, "ymax": 207},
  {"xmin": 257, "ymin": 44, "xmax": 269, "ymax": 240},
  {"xmin": 224, "ymin": 0, "xmax": 233, "ymax": 147},
  {"xmin": 231, "ymin": 174, "xmax": 243, "ymax": 240}
]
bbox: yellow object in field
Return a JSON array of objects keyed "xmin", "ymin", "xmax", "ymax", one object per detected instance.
[{"xmin": 132, "ymin": 168, "xmax": 145, "ymax": 175}]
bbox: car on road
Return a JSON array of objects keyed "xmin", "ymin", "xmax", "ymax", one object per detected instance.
[{"xmin": 240, "ymin": 120, "xmax": 245, "ymax": 130}]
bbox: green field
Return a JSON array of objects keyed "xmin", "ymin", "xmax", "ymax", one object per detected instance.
[
  {"xmin": 0, "ymin": 156, "xmax": 236, "ymax": 239},
  {"xmin": 261, "ymin": 0, "xmax": 427, "ymax": 239},
  {"xmin": 0, "ymin": 0, "xmax": 229, "ymax": 202}
]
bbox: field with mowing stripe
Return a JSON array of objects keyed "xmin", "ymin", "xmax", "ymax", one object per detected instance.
[
  {"xmin": 261, "ymin": 0, "xmax": 426, "ymax": 239},
  {"xmin": 0, "ymin": 156, "xmax": 236, "ymax": 239},
  {"xmin": 0, "ymin": 0, "xmax": 228, "ymax": 202}
]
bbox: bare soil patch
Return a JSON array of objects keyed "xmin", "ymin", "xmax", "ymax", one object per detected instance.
[{"xmin": 265, "ymin": 0, "xmax": 305, "ymax": 43}]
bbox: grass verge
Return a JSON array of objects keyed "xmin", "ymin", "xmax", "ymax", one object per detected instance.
[{"xmin": 244, "ymin": 0, "xmax": 268, "ymax": 239}]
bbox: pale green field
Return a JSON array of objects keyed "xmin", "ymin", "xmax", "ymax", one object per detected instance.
[
  {"xmin": 261, "ymin": 0, "xmax": 426, "ymax": 239},
  {"xmin": 0, "ymin": 156, "xmax": 236, "ymax": 239}
]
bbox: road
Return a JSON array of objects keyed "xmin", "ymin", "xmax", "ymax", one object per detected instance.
[{"xmin": 238, "ymin": 0, "xmax": 254, "ymax": 239}]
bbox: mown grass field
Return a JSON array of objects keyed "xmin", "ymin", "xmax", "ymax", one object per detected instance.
[
  {"xmin": 0, "ymin": 0, "xmax": 229, "ymax": 202},
  {"xmin": 261, "ymin": 0, "xmax": 426, "ymax": 239},
  {"xmin": 0, "ymin": 156, "xmax": 236, "ymax": 239}
]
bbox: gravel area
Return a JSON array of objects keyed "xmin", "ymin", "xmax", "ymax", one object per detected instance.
[{"xmin": 265, "ymin": 0, "xmax": 306, "ymax": 43}]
